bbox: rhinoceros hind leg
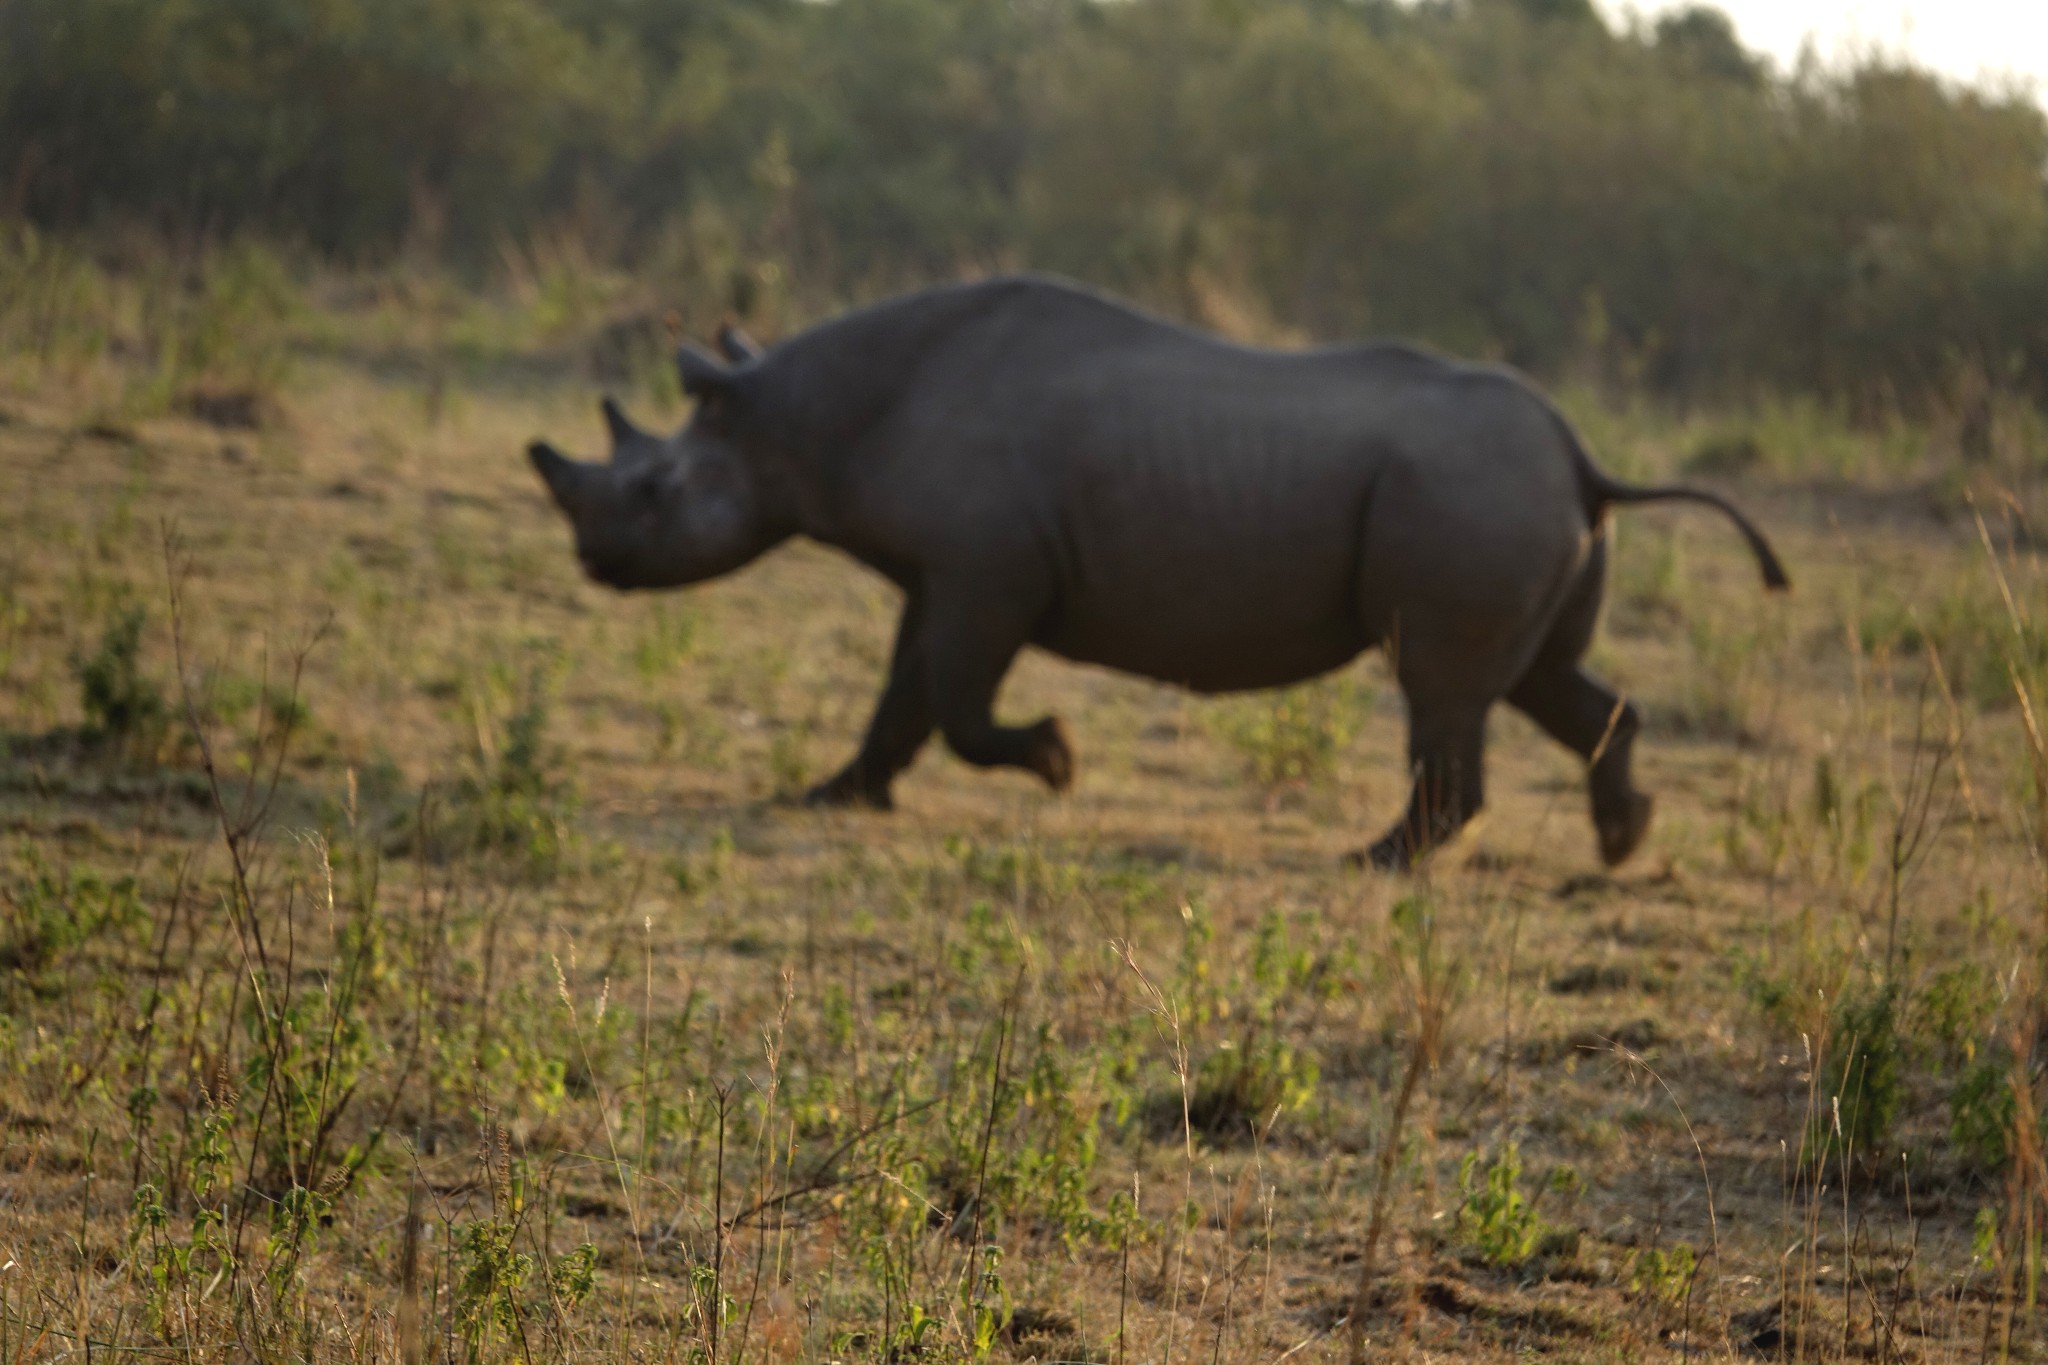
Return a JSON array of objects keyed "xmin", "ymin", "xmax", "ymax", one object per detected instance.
[
  {"xmin": 1506, "ymin": 662, "xmax": 1652, "ymax": 866},
  {"xmin": 1597, "ymin": 790, "xmax": 1654, "ymax": 866},
  {"xmin": 1356, "ymin": 703, "xmax": 1487, "ymax": 870}
]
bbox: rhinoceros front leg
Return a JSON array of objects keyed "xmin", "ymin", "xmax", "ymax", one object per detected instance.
[
  {"xmin": 806, "ymin": 599, "xmax": 935, "ymax": 811},
  {"xmin": 921, "ymin": 586, "xmax": 1073, "ymax": 792}
]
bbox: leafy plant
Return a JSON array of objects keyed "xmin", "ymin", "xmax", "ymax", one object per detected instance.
[
  {"xmin": 1185, "ymin": 1034, "xmax": 1318, "ymax": 1138},
  {"xmin": 456, "ymin": 1218, "xmax": 533, "ymax": 1356},
  {"xmin": 549, "ymin": 1241, "xmax": 600, "ymax": 1311},
  {"xmin": 768, "ymin": 717, "xmax": 812, "ymax": 798},
  {"xmin": 1628, "ymin": 1242, "xmax": 1697, "ymax": 1307},
  {"xmin": 630, "ymin": 602, "xmax": 699, "ymax": 685},
  {"xmin": 1216, "ymin": 677, "xmax": 1371, "ymax": 796},
  {"xmin": 1950, "ymin": 1051, "xmax": 2021, "ymax": 1173},
  {"xmin": 1816, "ymin": 983, "xmax": 1906, "ymax": 1161},
  {"xmin": 1675, "ymin": 610, "xmax": 1764, "ymax": 740},
  {"xmin": 74, "ymin": 604, "xmax": 168, "ymax": 755},
  {"xmin": 1454, "ymin": 1142, "xmax": 1545, "ymax": 1267},
  {"xmin": 0, "ymin": 848, "xmax": 144, "ymax": 975},
  {"xmin": 445, "ymin": 644, "xmax": 580, "ymax": 875},
  {"xmin": 136, "ymin": 245, "xmax": 302, "ymax": 424}
]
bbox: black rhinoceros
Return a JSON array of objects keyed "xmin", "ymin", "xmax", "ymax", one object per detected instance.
[{"xmin": 529, "ymin": 275, "xmax": 1786, "ymax": 868}]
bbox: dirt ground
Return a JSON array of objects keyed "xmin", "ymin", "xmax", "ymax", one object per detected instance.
[{"xmin": 2, "ymin": 323, "xmax": 2046, "ymax": 1362}]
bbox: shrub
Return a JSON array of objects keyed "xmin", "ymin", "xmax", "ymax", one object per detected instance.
[{"xmin": 74, "ymin": 605, "xmax": 168, "ymax": 756}]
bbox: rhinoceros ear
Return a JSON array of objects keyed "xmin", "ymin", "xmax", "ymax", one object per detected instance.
[
  {"xmin": 715, "ymin": 320, "xmax": 763, "ymax": 365},
  {"xmin": 676, "ymin": 342, "xmax": 736, "ymax": 405}
]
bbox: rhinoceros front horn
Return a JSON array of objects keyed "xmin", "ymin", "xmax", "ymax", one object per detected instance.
[
  {"xmin": 528, "ymin": 440, "xmax": 595, "ymax": 517},
  {"xmin": 601, "ymin": 395, "xmax": 644, "ymax": 450}
]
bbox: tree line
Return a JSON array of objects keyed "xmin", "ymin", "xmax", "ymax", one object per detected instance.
[{"xmin": 4, "ymin": 0, "xmax": 2045, "ymax": 407}]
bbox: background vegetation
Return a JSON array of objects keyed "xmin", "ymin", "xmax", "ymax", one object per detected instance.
[{"xmin": 3, "ymin": 0, "xmax": 2047, "ymax": 408}]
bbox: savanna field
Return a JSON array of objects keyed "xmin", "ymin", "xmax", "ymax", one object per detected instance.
[{"xmin": 0, "ymin": 238, "xmax": 2044, "ymax": 1365}]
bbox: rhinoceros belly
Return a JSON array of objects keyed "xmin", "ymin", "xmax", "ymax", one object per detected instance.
[
  {"xmin": 1031, "ymin": 436, "xmax": 1374, "ymax": 693},
  {"xmin": 1040, "ymin": 600, "xmax": 1368, "ymax": 693}
]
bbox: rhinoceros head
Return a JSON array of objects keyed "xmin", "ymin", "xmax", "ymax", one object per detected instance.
[{"xmin": 528, "ymin": 345, "xmax": 778, "ymax": 590}]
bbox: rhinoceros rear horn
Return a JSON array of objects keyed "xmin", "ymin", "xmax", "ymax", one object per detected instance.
[
  {"xmin": 715, "ymin": 320, "xmax": 763, "ymax": 364},
  {"xmin": 675, "ymin": 342, "xmax": 735, "ymax": 403},
  {"xmin": 601, "ymin": 395, "xmax": 644, "ymax": 449}
]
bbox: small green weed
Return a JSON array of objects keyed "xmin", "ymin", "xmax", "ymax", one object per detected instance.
[
  {"xmin": 455, "ymin": 1217, "xmax": 532, "ymax": 1357},
  {"xmin": 768, "ymin": 717, "xmax": 812, "ymax": 798},
  {"xmin": 1185, "ymin": 1035, "xmax": 1318, "ymax": 1139},
  {"xmin": 1816, "ymin": 983, "xmax": 1905, "ymax": 1161},
  {"xmin": 630, "ymin": 602, "xmax": 699, "ymax": 685},
  {"xmin": 668, "ymin": 826, "xmax": 736, "ymax": 895},
  {"xmin": 1183, "ymin": 909, "xmax": 1337, "ymax": 1138},
  {"xmin": 0, "ymin": 224, "xmax": 112, "ymax": 373},
  {"xmin": 1858, "ymin": 578, "xmax": 2048, "ymax": 711},
  {"xmin": 74, "ymin": 604, "xmax": 168, "ymax": 756},
  {"xmin": 549, "ymin": 1241, "xmax": 601, "ymax": 1311},
  {"xmin": 1627, "ymin": 1241, "xmax": 1697, "ymax": 1307},
  {"xmin": 1675, "ymin": 610, "xmax": 1764, "ymax": 740},
  {"xmin": 1949, "ymin": 1051, "xmax": 2020, "ymax": 1172},
  {"xmin": 445, "ymin": 645, "xmax": 580, "ymax": 876},
  {"xmin": 1809, "ymin": 751, "xmax": 1882, "ymax": 887},
  {"xmin": 1454, "ymin": 1141, "xmax": 1545, "ymax": 1267},
  {"xmin": 1616, "ymin": 523, "xmax": 1687, "ymax": 621},
  {"xmin": 133, "ymin": 245, "xmax": 302, "ymax": 425},
  {"xmin": 0, "ymin": 847, "xmax": 144, "ymax": 975},
  {"xmin": 1215, "ymin": 676, "xmax": 1370, "ymax": 797},
  {"xmin": 1918, "ymin": 962, "xmax": 2001, "ymax": 1059}
]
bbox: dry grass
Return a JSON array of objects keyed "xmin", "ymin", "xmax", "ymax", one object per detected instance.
[{"xmin": 2, "ymin": 262, "xmax": 2048, "ymax": 1363}]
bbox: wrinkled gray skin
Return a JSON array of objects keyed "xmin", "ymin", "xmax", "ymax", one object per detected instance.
[{"xmin": 530, "ymin": 276, "xmax": 1788, "ymax": 869}]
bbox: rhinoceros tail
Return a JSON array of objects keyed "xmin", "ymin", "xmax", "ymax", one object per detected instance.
[
  {"xmin": 1591, "ymin": 476, "xmax": 1791, "ymax": 592},
  {"xmin": 1546, "ymin": 404, "xmax": 1790, "ymax": 592}
]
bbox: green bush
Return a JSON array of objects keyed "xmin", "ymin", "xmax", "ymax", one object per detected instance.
[{"xmin": 1949, "ymin": 1052, "xmax": 2020, "ymax": 1172}]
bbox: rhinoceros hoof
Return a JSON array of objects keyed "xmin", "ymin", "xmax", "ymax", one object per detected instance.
[
  {"xmin": 804, "ymin": 772, "xmax": 895, "ymax": 812},
  {"xmin": 1596, "ymin": 791, "xmax": 1654, "ymax": 867},
  {"xmin": 1348, "ymin": 836, "xmax": 1413, "ymax": 872},
  {"xmin": 1030, "ymin": 717, "xmax": 1075, "ymax": 792}
]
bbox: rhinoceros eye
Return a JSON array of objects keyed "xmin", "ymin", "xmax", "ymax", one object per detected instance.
[{"xmin": 625, "ymin": 467, "xmax": 667, "ymax": 507}]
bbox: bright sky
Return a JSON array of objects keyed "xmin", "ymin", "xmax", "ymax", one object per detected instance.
[{"xmin": 1601, "ymin": 1, "xmax": 2048, "ymax": 97}]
